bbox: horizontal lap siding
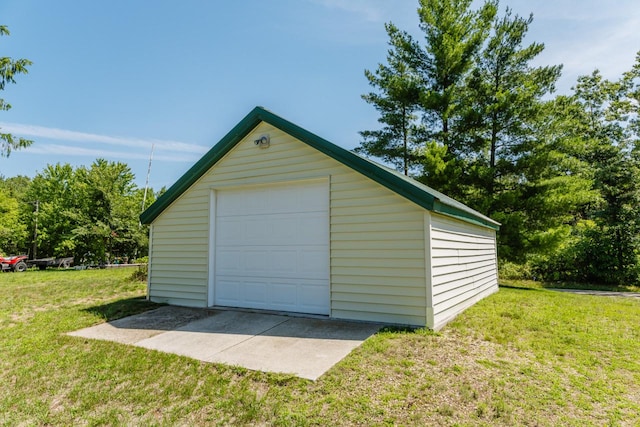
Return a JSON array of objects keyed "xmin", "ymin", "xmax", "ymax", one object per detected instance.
[
  {"xmin": 149, "ymin": 186, "xmax": 209, "ymax": 306},
  {"xmin": 430, "ymin": 213, "xmax": 498, "ymax": 330},
  {"xmin": 330, "ymin": 173, "xmax": 426, "ymax": 326},
  {"xmin": 150, "ymin": 122, "xmax": 427, "ymax": 324}
]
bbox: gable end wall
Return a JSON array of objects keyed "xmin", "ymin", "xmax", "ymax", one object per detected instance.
[{"xmin": 148, "ymin": 123, "xmax": 428, "ymax": 325}]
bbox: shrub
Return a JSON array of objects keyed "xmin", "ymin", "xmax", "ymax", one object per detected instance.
[
  {"xmin": 130, "ymin": 258, "xmax": 148, "ymax": 282},
  {"xmin": 498, "ymin": 261, "xmax": 532, "ymax": 280},
  {"xmin": 530, "ymin": 228, "xmax": 640, "ymax": 286}
]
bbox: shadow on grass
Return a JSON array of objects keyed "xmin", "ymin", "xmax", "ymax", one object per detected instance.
[
  {"xmin": 498, "ymin": 284, "xmax": 544, "ymax": 291},
  {"xmin": 378, "ymin": 325, "xmax": 419, "ymax": 333},
  {"xmin": 25, "ymin": 267, "xmax": 81, "ymax": 273},
  {"xmin": 540, "ymin": 282, "xmax": 639, "ymax": 292},
  {"xmin": 374, "ymin": 325, "xmax": 438, "ymax": 337},
  {"xmin": 499, "ymin": 278, "xmax": 640, "ymax": 294},
  {"xmin": 83, "ymin": 297, "xmax": 163, "ymax": 322}
]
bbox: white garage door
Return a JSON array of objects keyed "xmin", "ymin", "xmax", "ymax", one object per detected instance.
[{"xmin": 213, "ymin": 180, "xmax": 330, "ymax": 315}]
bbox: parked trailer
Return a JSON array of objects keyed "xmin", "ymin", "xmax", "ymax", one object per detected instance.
[{"xmin": 28, "ymin": 257, "xmax": 74, "ymax": 270}]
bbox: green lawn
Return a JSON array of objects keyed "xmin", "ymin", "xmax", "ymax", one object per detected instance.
[{"xmin": 1, "ymin": 270, "xmax": 639, "ymax": 426}]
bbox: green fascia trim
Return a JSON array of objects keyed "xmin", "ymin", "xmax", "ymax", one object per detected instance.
[
  {"xmin": 139, "ymin": 107, "xmax": 264, "ymax": 224},
  {"xmin": 140, "ymin": 106, "xmax": 500, "ymax": 231},
  {"xmin": 432, "ymin": 200, "xmax": 499, "ymax": 230}
]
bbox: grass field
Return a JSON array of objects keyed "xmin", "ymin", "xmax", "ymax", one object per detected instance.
[{"xmin": 1, "ymin": 269, "xmax": 639, "ymax": 426}]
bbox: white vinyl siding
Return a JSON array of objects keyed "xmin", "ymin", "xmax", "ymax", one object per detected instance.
[
  {"xmin": 329, "ymin": 171, "xmax": 427, "ymax": 326},
  {"xmin": 149, "ymin": 123, "xmax": 427, "ymax": 325},
  {"xmin": 149, "ymin": 202, "xmax": 210, "ymax": 307},
  {"xmin": 429, "ymin": 213, "xmax": 498, "ymax": 330}
]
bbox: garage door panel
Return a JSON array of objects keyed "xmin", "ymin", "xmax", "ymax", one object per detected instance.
[
  {"xmin": 217, "ymin": 250, "xmax": 241, "ymax": 274},
  {"xmin": 270, "ymin": 216, "xmax": 298, "ymax": 241},
  {"xmin": 216, "ymin": 279, "xmax": 240, "ymax": 303},
  {"xmin": 216, "ymin": 218, "xmax": 243, "ymax": 244},
  {"xmin": 299, "ymin": 213, "xmax": 330, "ymax": 241},
  {"xmin": 244, "ymin": 249, "xmax": 271, "ymax": 272},
  {"xmin": 270, "ymin": 249, "xmax": 298, "ymax": 275},
  {"xmin": 299, "ymin": 283, "xmax": 330, "ymax": 311},
  {"xmin": 215, "ymin": 276, "xmax": 329, "ymax": 314},
  {"xmin": 244, "ymin": 281, "xmax": 267, "ymax": 304},
  {"xmin": 217, "ymin": 182, "xmax": 328, "ymax": 217},
  {"xmin": 300, "ymin": 249, "xmax": 329, "ymax": 277},
  {"xmin": 271, "ymin": 283, "xmax": 297, "ymax": 306},
  {"xmin": 216, "ymin": 246, "xmax": 328, "ymax": 279},
  {"xmin": 214, "ymin": 180, "xmax": 329, "ymax": 315},
  {"xmin": 217, "ymin": 213, "xmax": 325, "ymax": 246},
  {"xmin": 246, "ymin": 220, "xmax": 271, "ymax": 241}
]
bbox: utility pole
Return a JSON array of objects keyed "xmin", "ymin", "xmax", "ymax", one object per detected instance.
[{"xmin": 32, "ymin": 200, "xmax": 39, "ymax": 260}]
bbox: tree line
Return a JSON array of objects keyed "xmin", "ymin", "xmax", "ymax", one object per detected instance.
[
  {"xmin": 0, "ymin": 160, "xmax": 158, "ymax": 264},
  {"xmin": 358, "ymin": 0, "xmax": 640, "ymax": 285}
]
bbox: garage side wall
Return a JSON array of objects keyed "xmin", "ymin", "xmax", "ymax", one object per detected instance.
[
  {"xmin": 149, "ymin": 123, "xmax": 428, "ymax": 325},
  {"xmin": 429, "ymin": 213, "xmax": 498, "ymax": 330}
]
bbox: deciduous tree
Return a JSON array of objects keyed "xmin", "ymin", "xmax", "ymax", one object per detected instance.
[
  {"xmin": 0, "ymin": 25, "xmax": 32, "ymax": 157},
  {"xmin": 23, "ymin": 160, "xmax": 151, "ymax": 263}
]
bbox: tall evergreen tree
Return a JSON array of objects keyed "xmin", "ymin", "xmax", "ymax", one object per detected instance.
[
  {"xmin": 356, "ymin": 24, "xmax": 424, "ymax": 175},
  {"xmin": 460, "ymin": 8, "xmax": 577, "ymax": 261},
  {"xmin": 413, "ymin": 0, "xmax": 498, "ymax": 199},
  {"xmin": 416, "ymin": 0, "xmax": 497, "ymax": 150},
  {"xmin": 512, "ymin": 95, "xmax": 598, "ymax": 264},
  {"xmin": 358, "ymin": 0, "xmax": 497, "ymax": 184},
  {"xmin": 465, "ymin": 8, "xmax": 562, "ymax": 203}
]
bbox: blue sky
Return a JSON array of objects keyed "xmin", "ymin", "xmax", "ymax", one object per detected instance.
[{"xmin": 1, "ymin": 0, "xmax": 639, "ymax": 190}]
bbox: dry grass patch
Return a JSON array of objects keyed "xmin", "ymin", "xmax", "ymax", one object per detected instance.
[{"xmin": 294, "ymin": 329, "xmax": 562, "ymax": 426}]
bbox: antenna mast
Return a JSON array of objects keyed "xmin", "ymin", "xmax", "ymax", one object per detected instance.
[{"xmin": 141, "ymin": 143, "xmax": 155, "ymax": 213}]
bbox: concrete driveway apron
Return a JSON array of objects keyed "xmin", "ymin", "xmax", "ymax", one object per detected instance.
[{"xmin": 68, "ymin": 306, "xmax": 382, "ymax": 380}]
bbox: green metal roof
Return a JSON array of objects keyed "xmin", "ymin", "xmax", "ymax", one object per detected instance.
[{"xmin": 140, "ymin": 106, "xmax": 500, "ymax": 230}]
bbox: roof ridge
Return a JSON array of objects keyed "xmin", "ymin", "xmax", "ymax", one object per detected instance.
[{"xmin": 140, "ymin": 106, "xmax": 499, "ymax": 230}]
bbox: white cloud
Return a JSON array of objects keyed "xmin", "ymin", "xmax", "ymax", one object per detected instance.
[
  {"xmin": 520, "ymin": 0, "xmax": 637, "ymax": 22},
  {"xmin": 25, "ymin": 143, "xmax": 201, "ymax": 163},
  {"xmin": 310, "ymin": 0, "xmax": 385, "ymax": 22},
  {"xmin": 304, "ymin": 0, "xmax": 419, "ymax": 46},
  {"xmin": 0, "ymin": 122, "xmax": 208, "ymax": 154},
  {"xmin": 569, "ymin": 15, "xmax": 639, "ymax": 78},
  {"xmin": 499, "ymin": 0, "xmax": 640, "ymax": 92}
]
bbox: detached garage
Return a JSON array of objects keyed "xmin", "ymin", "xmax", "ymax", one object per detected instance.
[{"xmin": 140, "ymin": 107, "xmax": 500, "ymax": 330}]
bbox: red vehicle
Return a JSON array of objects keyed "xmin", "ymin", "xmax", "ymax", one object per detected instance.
[{"xmin": 0, "ymin": 255, "xmax": 28, "ymax": 272}]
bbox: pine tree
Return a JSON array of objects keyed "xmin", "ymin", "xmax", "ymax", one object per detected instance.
[
  {"xmin": 460, "ymin": 8, "xmax": 576, "ymax": 262},
  {"xmin": 413, "ymin": 0, "xmax": 498, "ymax": 199},
  {"xmin": 417, "ymin": 0, "xmax": 497, "ymax": 150},
  {"xmin": 356, "ymin": 24, "xmax": 423, "ymax": 175},
  {"xmin": 465, "ymin": 8, "xmax": 562, "ymax": 203}
]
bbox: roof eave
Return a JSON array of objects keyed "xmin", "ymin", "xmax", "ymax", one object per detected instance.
[{"xmin": 139, "ymin": 107, "xmax": 264, "ymax": 224}]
